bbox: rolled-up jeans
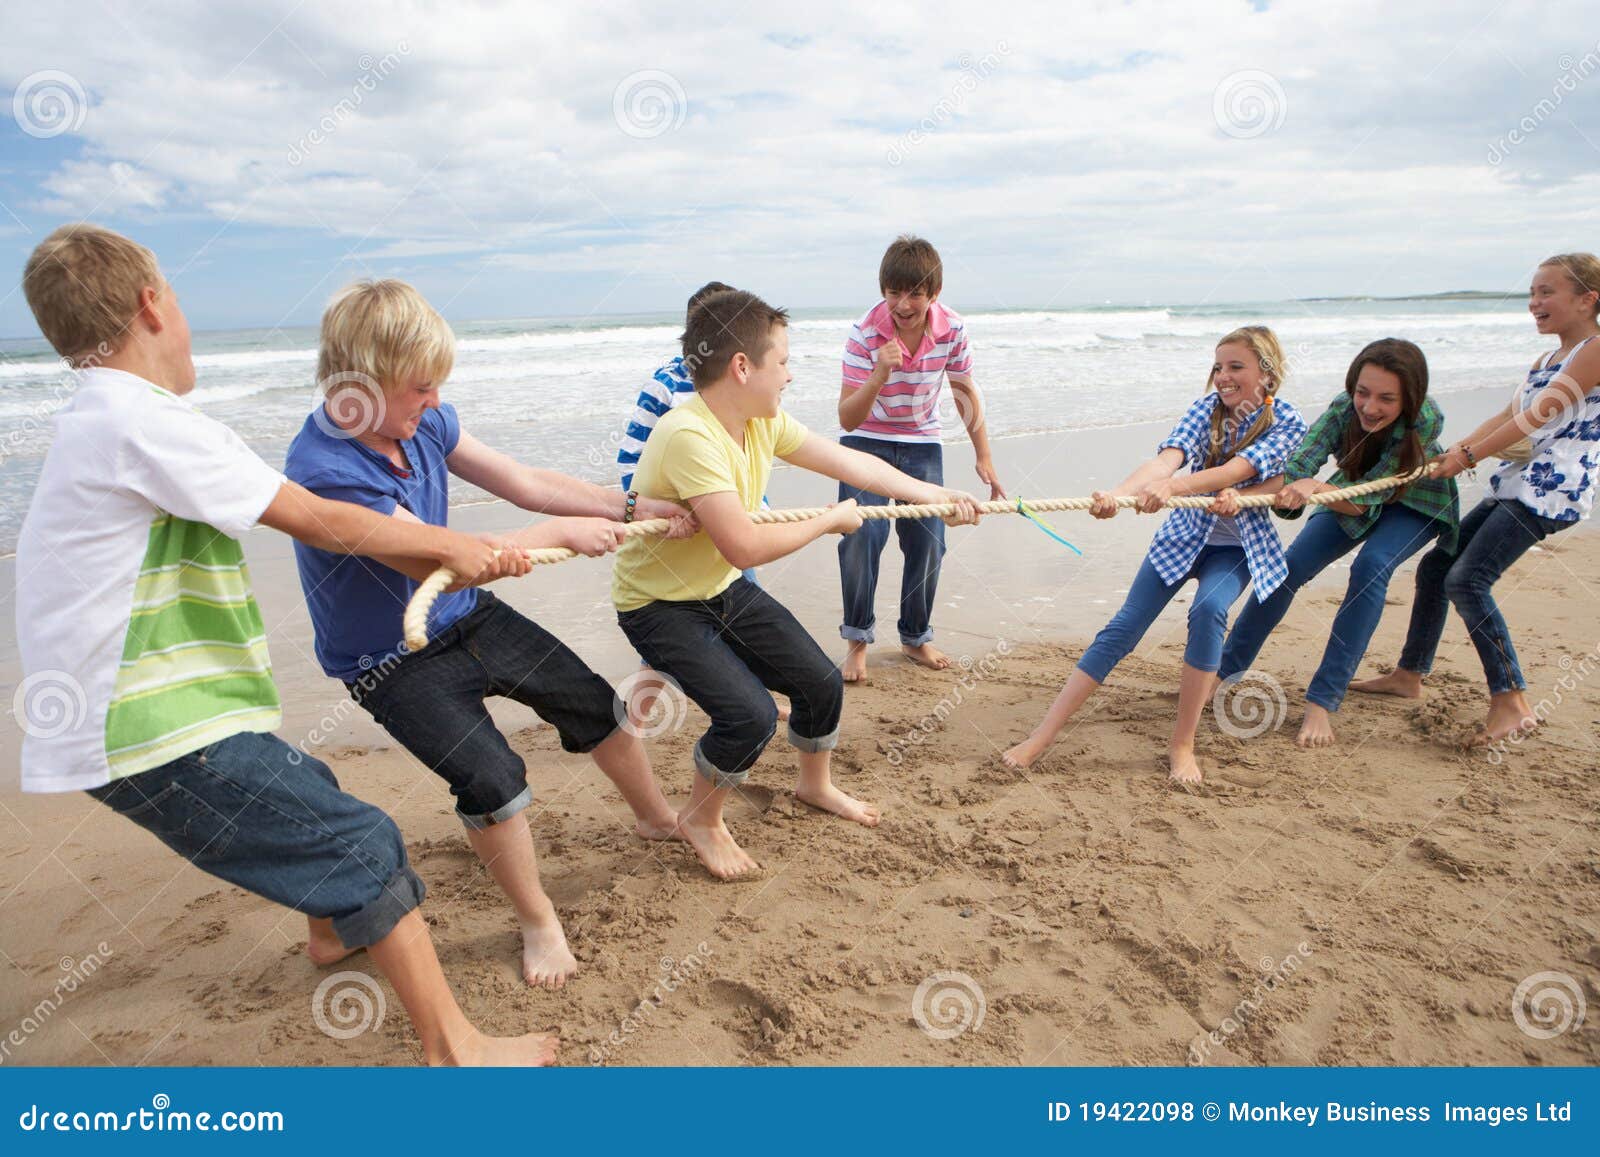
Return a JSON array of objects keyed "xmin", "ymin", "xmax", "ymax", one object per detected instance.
[
  {"xmin": 618, "ymin": 578, "xmax": 842, "ymax": 787},
  {"xmin": 87, "ymin": 731, "xmax": 425, "ymax": 949},
  {"xmin": 1398, "ymin": 496, "xmax": 1571, "ymax": 695},
  {"xmin": 837, "ymin": 435, "xmax": 945, "ymax": 646}
]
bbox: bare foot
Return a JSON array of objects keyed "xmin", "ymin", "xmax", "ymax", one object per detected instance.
[
  {"xmin": 1471, "ymin": 692, "xmax": 1540, "ymax": 746},
  {"xmin": 902, "ymin": 642, "xmax": 953, "ymax": 671},
  {"xmin": 1296, "ymin": 705, "xmax": 1336, "ymax": 748},
  {"xmin": 440, "ymin": 1029, "xmax": 560, "ymax": 1067},
  {"xmin": 841, "ymin": 641, "xmax": 870, "ymax": 683},
  {"xmin": 676, "ymin": 813, "xmax": 760, "ymax": 880},
  {"xmin": 774, "ymin": 695, "xmax": 791, "ymax": 722},
  {"xmin": 1168, "ymin": 745, "xmax": 1203, "ymax": 785},
  {"xmin": 634, "ymin": 815, "xmax": 681, "ymax": 841},
  {"xmin": 521, "ymin": 918, "xmax": 578, "ymax": 990},
  {"xmin": 1349, "ymin": 668, "xmax": 1423, "ymax": 699},
  {"xmin": 795, "ymin": 782, "xmax": 881, "ymax": 827},
  {"xmin": 1002, "ymin": 733, "xmax": 1049, "ymax": 769},
  {"xmin": 306, "ymin": 917, "xmax": 359, "ymax": 967}
]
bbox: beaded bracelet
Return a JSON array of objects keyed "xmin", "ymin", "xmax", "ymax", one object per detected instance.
[{"xmin": 623, "ymin": 491, "xmax": 638, "ymax": 524}]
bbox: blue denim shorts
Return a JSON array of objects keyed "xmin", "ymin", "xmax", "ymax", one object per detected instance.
[{"xmin": 87, "ymin": 730, "xmax": 426, "ymax": 949}]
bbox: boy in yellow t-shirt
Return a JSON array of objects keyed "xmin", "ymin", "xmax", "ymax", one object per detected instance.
[{"xmin": 612, "ymin": 289, "xmax": 981, "ymax": 879}]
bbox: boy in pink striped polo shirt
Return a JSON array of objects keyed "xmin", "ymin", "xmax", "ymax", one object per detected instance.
[{"xmin": 837, "ymin": 235, "xmax": 1006, "ymax": 682}]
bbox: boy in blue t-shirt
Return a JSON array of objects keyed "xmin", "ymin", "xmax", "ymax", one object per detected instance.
[{"xmin": 287, "ymin": 279, "xmax": 693, "ymax": 991}]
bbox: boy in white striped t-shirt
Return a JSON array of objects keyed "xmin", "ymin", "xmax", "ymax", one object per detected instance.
[{"xmin": 837, "ymin": 235, "xmax": 1007, "ymax": 682}]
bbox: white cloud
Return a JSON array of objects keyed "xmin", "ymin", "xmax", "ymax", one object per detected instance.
[{"xmin": 1, "ymin": 0, "xmax": 1597, "ymax": 313}]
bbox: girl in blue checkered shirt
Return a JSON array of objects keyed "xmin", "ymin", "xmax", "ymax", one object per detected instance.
[{"xmin": 1004, "ymin": 327, "xmax": 1307, "ymax": 785}]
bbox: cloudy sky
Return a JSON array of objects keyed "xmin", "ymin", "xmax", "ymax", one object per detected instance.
[{"xmin": 0, "ymin": 0, "xmax": 1597, "ymax": 335}]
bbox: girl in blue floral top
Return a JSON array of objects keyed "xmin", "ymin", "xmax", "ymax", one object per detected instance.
[
  {"xmin": 1354, "ymin": 252, "xmax": 1600, "ymax": 745},
  {"xmin": 1004, "ymin": 326, "xmax": 1307, "ymax": 785}
]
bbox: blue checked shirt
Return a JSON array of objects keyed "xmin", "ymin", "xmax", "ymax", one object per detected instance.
[{"xmin": 1145, "ymin": 394, "xmax": 1308, "ymax": 601}]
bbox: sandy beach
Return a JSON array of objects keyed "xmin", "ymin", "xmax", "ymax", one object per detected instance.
[{"xmin": 2, "ymin": 392, "xmax": 1597, "ymax": 1067}]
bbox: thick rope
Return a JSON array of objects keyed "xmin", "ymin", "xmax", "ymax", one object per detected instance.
[{"xmin": 401, "ymin": 468, "xmax": 1426, "ymax": 650}]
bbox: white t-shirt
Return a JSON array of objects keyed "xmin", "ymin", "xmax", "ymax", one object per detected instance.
[{"xmin": 15, "ymin": 368, "xmax": 286, "ymax": 793}]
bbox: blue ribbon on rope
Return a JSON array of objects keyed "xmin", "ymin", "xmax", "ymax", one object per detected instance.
[{"xmin": 1015, "ymin": 497, "xmax": 1084, "ymax": 556}]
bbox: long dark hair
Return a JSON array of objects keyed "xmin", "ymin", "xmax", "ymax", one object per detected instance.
[{"xmin": 1338, "ymin": 338, "xmax": 1429, "ymax": 498}]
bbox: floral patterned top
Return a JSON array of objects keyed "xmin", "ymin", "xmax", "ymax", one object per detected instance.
[{"xmin": 1490, "ymin": 335, "xmax": 1600, "ymax": 523}]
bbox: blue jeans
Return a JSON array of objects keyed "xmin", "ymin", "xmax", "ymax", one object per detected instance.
[
  {"xmin": 838, "ymin": 436, "xmax": 944, "ymax": 646},
  {"xmin": 1220, "ymin": 505, "xmax": 1443, "ymax": 712},
  {"xmin": 618, "ymin": 578, "xmax": 842, "ymax": 788},
  {"xmin": 1078, "ymin": 546, "xmax": 1251, "ymax": 682},
  {"xmin": 350, "ymin": 592, "xmax": 621, "ymax": 830},
  {"xmin": 1398, "ymin": 497, "xmax": 1570, "ymax": 694},
  {"xmin": 86, "ymin": 731, "xmax": 425, "ymax": 948}
]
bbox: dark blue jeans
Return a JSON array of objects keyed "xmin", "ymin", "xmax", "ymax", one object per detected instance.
[
  {"xmin": 87, "ymin": 731, "xmax": 425, "ymax": 948},
  {"xmin": 1398, "ymin": 497, "xmax": 1570, "ymax": 694},
  {"xmin": 837, "ymin": 435, "xmax": 945, "ymax": 646},
  {"xmin": 350, "ymin": 592, "xmax": 622, "ymax": 829},
  {"xmin": 1220, "ymin": 504, "xmax": 1443, "ymax": 711},
  {"xmin": 1078, "ymin": 546, "xmax": 1251, "ymax": 682},
  {"xmin": 618, "ymin": 578, "xmax": 843, "ymax": 788}
]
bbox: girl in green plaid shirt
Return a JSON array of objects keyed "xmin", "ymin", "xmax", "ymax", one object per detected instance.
[{"xmin": 1215, "ymin": 338, "xmax": 1459, "ymax": 748}]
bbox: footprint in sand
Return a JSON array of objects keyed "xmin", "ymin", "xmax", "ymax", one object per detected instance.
[{"xmin": 1217, "ymin": 767, "xmax": 1277, "ymax": 789}]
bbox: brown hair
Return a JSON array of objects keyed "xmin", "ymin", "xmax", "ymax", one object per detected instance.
[
  {"xmin": 680, "ymin": 289, "xmax": 789, "ymax": 388},
  {"xmin": 318, "ymin": 279, "xmax": 455, "ymax": 391},
  {"xmin": 879, "ymin": 234, "xmax": 943, "ymax": 297},
  {"xmin": 22, "ymin": 224, "xmax": 163, "ymax": 365},
  {"xmin": 687, "ymin": 280, "xmax": 735, "ymax": 322},
  {"xmin": 1203, "ymin": 325, "xmax": 1286, "ymax": 468},
  {"xmin": 1337, "ymin": 338, "xmax": 1429, "ymax": 496},
  {"xmin": 1540, "ymin": 252, "xmax": 1600, "ymax": 320}
]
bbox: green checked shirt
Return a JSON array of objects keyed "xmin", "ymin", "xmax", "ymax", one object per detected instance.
[{"xmin": 1279, "ymin": 392, "xmax": 1460, "ymax": 553}]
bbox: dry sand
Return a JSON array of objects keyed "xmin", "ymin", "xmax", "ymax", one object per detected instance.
[{"xmin": 2, "ymin": 403, "xmax": 1597, "ymax": 1067}]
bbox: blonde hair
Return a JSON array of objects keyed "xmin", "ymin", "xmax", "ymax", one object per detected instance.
[
  {"xmin": 22, "ymin": 224, "xmax": 164, "ymax": 366},
  {"xmin": 1540, "ymin": 252, "xmax": 1600, "ymax": 319},
  {"xmin": 1204, "ymin": 325, "xmax": 1286, "ymax": 468},
  {"xmin": 318, "ymin": 279, "xmax": 455, "ymax": 391}
]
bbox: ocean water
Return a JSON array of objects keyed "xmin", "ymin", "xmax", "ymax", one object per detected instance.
[{"xmin": 0, "ymin": 297, "xmax": 1539, "ymax": 554}]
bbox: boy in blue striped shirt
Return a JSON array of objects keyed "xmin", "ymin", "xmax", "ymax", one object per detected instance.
[{"xmin": 618, "ymin": 280, "xmax": 733, "ymax": 490}]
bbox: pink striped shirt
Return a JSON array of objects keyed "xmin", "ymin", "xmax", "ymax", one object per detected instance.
[{"xmin": 840, "ymin": 300, "xmax": 974, "ymax": 442}]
